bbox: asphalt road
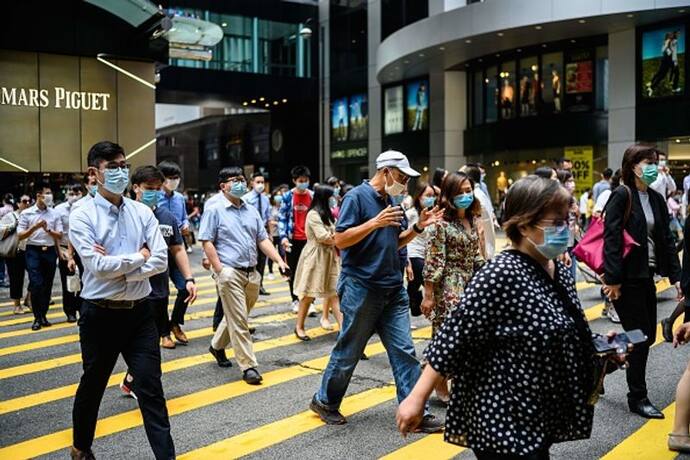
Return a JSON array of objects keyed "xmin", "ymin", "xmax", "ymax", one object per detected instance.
[{"xmin": 1, "ymin": 245, "xmax": 690, "ymax": 459}]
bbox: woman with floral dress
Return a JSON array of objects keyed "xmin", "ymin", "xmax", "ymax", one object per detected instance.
[{"xmin": 421, "ymin": 171, "xmax": 484, "ymax": 403}]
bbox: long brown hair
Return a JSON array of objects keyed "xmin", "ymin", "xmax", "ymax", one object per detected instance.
[{"xmin": 439, "ymin": 171, "xmax": 481, "ymax": 224}]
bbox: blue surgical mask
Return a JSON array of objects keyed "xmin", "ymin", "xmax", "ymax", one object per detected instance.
[
  {"xmin": 102, "ymin": 168, "xmax": 129, "ymax": 195},
  {"xmin": 333, "ymin": 187, "xmax": 341, "ymax": 197},
  {"xmin": 274, "ymin": 195, "xmax": 283, "ymax": 204},
  {"xmin": 229, "ymin": 181, "xmax": 247, "ymax": 198},
  {"xmin": 296, "ymin": 181, "xmax": 310, "ymax": 191},
  {"xmin": 453, "ymin": 192, "xmax": 474, "ymax": 209},
  {"xmin": 421, "ymin": 196, "xmax": 436, "ymax": 208},
  {"xmin": 141, "ymin": 189, "xmax": 159, "ymax": 208},
  {"xmin": 529, "ymin": 225, "xmax": 570, "ymax": 260},
  {"xmin": 89, "ymin": 185, "xmax": 98, "ymax": 197},
  {"xmin": 328, "ymin": 197, "xmax": 338, "ymax": 208},
  {"xmin": 391, "ymin": 194, "xmax": 405, "ymax": 206}
]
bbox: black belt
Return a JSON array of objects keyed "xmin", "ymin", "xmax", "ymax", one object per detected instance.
[
  {"xmin": 88, "ymin": 298, "xmax": 146, "ymax": 310},
  {"xmin": 27, "ymin": 244, "xmax": 55, "ymax": 252},
  {"xmin": 231, "ymin": 266, "xmax": 255, "ymax": 274}
]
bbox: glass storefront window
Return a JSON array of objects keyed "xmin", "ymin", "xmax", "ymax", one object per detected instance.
[
  {"xmin": 499, "ymin": 61, "xmax": 516, "ymax": 119},
  {"xmin": 169, "ymin": 9, "xmax": 312, "ymax": 78},
  {"xmin": 485, "ymin": 66, "xmax": 498, "ymax": 122},
  {"xmin": 596, "ymin": 45, "xmax": 609, "ymax": 111},
  {"xmin": 518, "ymin": 57, "xmax": 539, "ymax": 116},
  {"xmin": 542, "ymin": 52, "xmax": 563, "ymax": 114},
  {"xmin": 473, "ymin": 70, "xmax": 484, "ymax": 125}
]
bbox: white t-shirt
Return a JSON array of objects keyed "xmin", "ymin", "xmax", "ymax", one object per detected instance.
[{"xmin": 593, "ymin": 189, "xmax": 611, "ymax": 214}]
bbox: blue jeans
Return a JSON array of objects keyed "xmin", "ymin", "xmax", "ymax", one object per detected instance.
[{"xmin": 316, "ymin": 275, "xmax": 422, "ymax": 409}]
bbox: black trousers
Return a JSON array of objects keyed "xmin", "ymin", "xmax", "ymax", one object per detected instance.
[
  {"xmin": 286, "ymin": 239, "xmax": 307, "ymax": 301},
  {"xmin": 406, "ymin": 257, "xmax": 424, "ymax": 316},
  {"xmin": 73, "ymin": 300, "xmax": 175, "ymax": 459},
  {"xmin": 150, "ymin": 297, "xmax": 171, "ymax": 337},
  {"xmin": 612, "ymin": 276, "xmax": 657, "ymax": 401},
  {"xmin": 267, "ymin": 235, "xmax": 283, "ymax": 273},
  {"xmin": 25, "ymin": 245, "xmax": 57, "ymax": 320},
  {"xmin": 58, "ymin": 253, "xmax": 79, "ymax": 317},
  {"xmin": 474, "ymin": 447, "xmax": 550, "ymax": 460},
  {"xmin": 6, "ymin": 250, "xmax": 25, "ymax": 300},
  {"xmin": 256, "ymin": 247, "xmax": 267, "ymax": 287},
  {"xmin": 169, "ymin": 265, "xmax": 189, "ymax": 327}
]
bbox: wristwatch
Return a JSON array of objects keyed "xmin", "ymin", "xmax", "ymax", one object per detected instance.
[
  {"xmin": 413, "ymin": 223, "xmax": 424, "ymax": 234},
  {"xmin": 185, "ymin": 278, "xmax": 196, "ymax": 284}
]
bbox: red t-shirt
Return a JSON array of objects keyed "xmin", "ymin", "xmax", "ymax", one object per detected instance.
[{"xmin": 292, "ymin": 191, "xmax": 312, "ymax": 240}]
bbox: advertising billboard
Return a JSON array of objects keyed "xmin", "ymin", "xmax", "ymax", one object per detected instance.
[
  {"xmin": 348, "ymin": 94, "xmax": 368, "ymax": 141},
  {"xmin": 384, "ymin": 85, "xmax": 403, "ymax": 135},
  {"xmin": 641, "ymin": 24, "xmax": 685, "ymax": 98},
  {"xmin": 406, "ymin": 79, "xmax": 429, "ymax": 131},
  {"xmin": 331, "ymin": 97, "xmax": 348, "ymax": 143}
]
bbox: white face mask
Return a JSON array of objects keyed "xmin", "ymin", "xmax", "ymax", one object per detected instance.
[
  {"xmin": 42, "ymin": 193, "xmax": 54, "ymax": 207},
  {"xmin": 164, "ymin": 178, "xmax": 180, "ymax": 191},
  {"xmin": 384, "ymin": 169, "xmax": 407, "ymax": 197},
  {"xmin": 254, "ymin": 183, "xmax": 265, "ymax": 194},
  {"xmin": 67, "ymin": 194, "xmax": 80, "ymax": 204}
]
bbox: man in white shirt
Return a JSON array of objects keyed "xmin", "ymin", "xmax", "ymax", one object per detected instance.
[
  {"xmin": 53, "ymin": 184, "xmax": 83, "ymax": 323},
  {"xmin": 17, "ymin": 183, "xmax": 62, "ymax": 330},
  {"xmin": 650, "ymin": 152, "xmax": 677, "ymax": 204}
]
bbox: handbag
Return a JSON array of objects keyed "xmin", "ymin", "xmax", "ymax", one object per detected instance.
[
  {"xmin": 572, "ymin": 185, "xmax": 638, "ymax": 275},
  {"xmin": 0, "ymin": 213, "xmax": 19, "ymax": 258}
]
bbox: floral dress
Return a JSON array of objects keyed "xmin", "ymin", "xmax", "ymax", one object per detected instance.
[{"xmin": 423, "ymin": 218, "xmax": 484, "ymax": 331}]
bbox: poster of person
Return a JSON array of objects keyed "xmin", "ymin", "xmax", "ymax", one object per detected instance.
[
  {"xmin": 331, "ymin": 97, "xmax": 348, "ymax": 143},
  {"xmin": 406, "ymin": 79, "xmax": 429, "ymax": 131},
  {"xmin": 642, "ymin": 25, "xmax": 685, "ymax": 98},
  {"xmin": 384, "ymin": 85, "xmax": 403, "ymax": 135},
  {"xmin": 348, "ymin": 94, "xmax": 368, "ymax": 140},
  {"xmin": 565, "ymin": 60, "xmax": 593, "ymax": 94}
]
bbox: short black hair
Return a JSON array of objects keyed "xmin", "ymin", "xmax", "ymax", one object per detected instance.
[
  {"xmin": 157, "ymin": 160, "xmax": 182, "ymax": 178},
  {"xmin": 218, "ymin": 166, "xmax": 244, "ymax": 185},
  {"xmin": 464, "ymin": 163, "xmax": 481, "ymax": 184},
  {"xmin": 326, "ymin": 176, "xmax": 340, "ymax": 187},
  {"xmin": 36, "ymin": 181, "xmax": 52, "ymax": 195},
  {"xmin": 251, "ymin": 171, "xmax": 265, "ymax": 179},
  {"xmin": 3, "ymin": 193, "xmax": 14, "ymax": 205},
  {"xmin": 87, "ymin": 141, "xmax": 125, "ymax": 168},
  {"xmin": 602, "ymin": 168, "xmax": 613, "ymax": 179},
  {"xmin": 132, "ymin": 165, "xmax": 165, "ymax": 186},
  {"xmin": 534, "ymin": 166, "xmax": 556, "ymax": 179},
  {"xmin": 68, "ymin": 183, "xmax": 84, "ymax": 194},
  {"xmin": 291, "ymin": 165, "xmax": 311, "ymax": 179}
]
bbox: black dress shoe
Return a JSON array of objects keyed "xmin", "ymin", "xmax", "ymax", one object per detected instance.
[
  {"xmin": 208, "ymin": 346, "xmax": 233, "ymax": 368},
  {"xmin": 310, "ymin": 395, "xmax": 347, "ymax": 425},
  {"xmin": 66, "ymin": 314, "xmax": 78, "ymax": 323},
  {"xmin": 249, "ymin": 326, "xmax": 256, "ymax": 335},
  {"xmin": 294, "ymin": 329, "xmax": 311, "ymax": 341},
  {"xmin": 31, "ymin": 320, "xmax": 41, "ymax": 331},
  {"xmin": 662, "ymin": 317, "xmax": 674, "ymax": 343},
  {"xmin": 629, "ymin": 398, "xmax": 665, "ymax": 419},
  {"xmin": 243, "ymin": 368, "xmax": 263, "ymax": 385},
  {"xmin": 259, "ymin": 287, "xmax": 270, "ymax": 296},
  {"xmin": 41, "ymin": 317, "xmax": 52, "ymax": 327}
]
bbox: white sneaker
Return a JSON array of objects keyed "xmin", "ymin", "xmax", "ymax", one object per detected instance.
[
  {"xmin": 291, "ymin": 300, "xmax": 299, "ymax": 313},
  {"xmin": 308, "ymin": 303, "xmax": 318, "ymax": 317},
  {"xmin": 607, "ymin": 305, "xmax": 621, "ymax": 324},
  {"xmin": 186, "ymin": 246, "xmax": 193, "ymax": 254},
  {"xmin": 266, "ymin": 273, "xmax": 276, "ymax": 281}
]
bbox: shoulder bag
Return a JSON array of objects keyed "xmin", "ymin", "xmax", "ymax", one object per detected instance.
[{"xmin": 0, "ymin": 213, "xmax": 19, "ymax": 258}]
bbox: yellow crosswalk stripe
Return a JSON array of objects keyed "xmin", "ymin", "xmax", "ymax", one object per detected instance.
[
  {"xmin": 379, "ymin": 433, "xmax": 465, "ymax": 460},
  {"xmin": 600, "ymin": 404, "xmax": 676, "ymax": 459},
  {"xmin": 0, "ymin": 315, "xmax": 330, "ymax": 415},
  {"xmin": 0, "ymin": 331, "xmax": 430, "ymax": 458},
  {"xmin": 179, "ymin": 385, "xmax": 399, "ymax": 459}
]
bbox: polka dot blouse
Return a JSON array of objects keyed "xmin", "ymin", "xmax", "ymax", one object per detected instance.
[{"xmin": 425, "ymin": 250, "xmax": 596, "ymax": 455}]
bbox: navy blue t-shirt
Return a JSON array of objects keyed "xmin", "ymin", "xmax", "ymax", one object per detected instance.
[
  {"xmin": 149, "ymin": 206, "xmax": 183, "ymax": 299},
  {"xmin": 336, "ymin": 181, "xmax": 402, "ymax": 289}
]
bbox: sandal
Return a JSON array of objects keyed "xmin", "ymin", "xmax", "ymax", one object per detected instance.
[{"xmin": 668, "ymin": 433, "xmax": 690, "ymax": 453}]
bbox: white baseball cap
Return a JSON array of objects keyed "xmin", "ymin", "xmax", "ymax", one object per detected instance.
[{"xmin": 375, "ymin": 150, "xmax": 420, "ymax": 177}]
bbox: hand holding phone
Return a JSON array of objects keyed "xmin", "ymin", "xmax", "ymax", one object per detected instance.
[{"xmin": 592, "ymin": 329, "xmax": 647, "ymax": 354}]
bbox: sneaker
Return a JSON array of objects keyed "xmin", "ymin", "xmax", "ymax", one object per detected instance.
[
  {"xmin": 186, "ymin": 246, "xmax": 193, "ymax": 254},
  {"xmin": 662, "ymin": 317, "xmax": 674, "ymax": 343},
  {"xmin": 266, "ymin": 273, "xmax": 276, "ymax": 281},
  {"xmin": 310, "ymin": 395, "xmax": 347, "ymax": 425},
  {"xmin": 291, "ymin": 300, "xmax": 299, "ymax": 314},
  {"xmin": 243, "ymin": 368, "xmax": 263, "ymax": 385},
  {"xmin": 307, "ymin": 303, "xmax": 318, "ymax": 318},
  {"xmin": 120, "ymin": 379, "xmax": 137, "ymax": 400},
  {"xmin": 607, "ymin": 304, "xmax": 621, "ymax": 324},
  {"xmin": 414, "ymin": 414, "xmax": 444, "ymax": 433}
]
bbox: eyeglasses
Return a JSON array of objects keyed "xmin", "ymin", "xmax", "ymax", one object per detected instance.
[
  {"xmin": 223, "ymin": 176, "xmax": 246, "ymax": 184},
  {"xmin": 537, "ymin": 219, "xmax": 569, "ymax": 232},
  {"xmin": 104, "ymin": 161, "xmax": 131, "ymax": 170}
]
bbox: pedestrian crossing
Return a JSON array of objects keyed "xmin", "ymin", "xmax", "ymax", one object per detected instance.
[{"xmin": 0, "ymin": 265, "xmax": 688, "ymax": 459}]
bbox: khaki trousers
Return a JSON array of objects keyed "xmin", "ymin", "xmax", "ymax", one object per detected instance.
[{"xmin": 211, "ymin": 267, "xmax": 260, "ymax": 370}]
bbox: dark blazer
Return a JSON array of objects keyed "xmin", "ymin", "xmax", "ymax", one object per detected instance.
[{"xmin": 603, "ymin": 184, "xmax": 680, "ymax": 285}]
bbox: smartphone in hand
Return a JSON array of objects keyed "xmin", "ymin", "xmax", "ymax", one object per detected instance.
[{"xmin": 592, "ymin": 329, "xmax": 647, "ymax": 354}]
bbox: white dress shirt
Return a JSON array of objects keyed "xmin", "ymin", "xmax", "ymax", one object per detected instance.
[
  {"xmin": 17, "ymin": 204, "xmax": 62, "ymax": 247},
  {"xmin": 69, "ymin": 193, "xmax": 168, "ymax": 301},
  {"xmin": 53, "ymin": 201, "xmax": 73, "ymax": 247}
]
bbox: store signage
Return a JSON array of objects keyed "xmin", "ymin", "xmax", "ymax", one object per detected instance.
[
  {"xmin": 564, "ymin": 146, "xmax": 593, "ymax": 195},
  {"xmin": 331, "ymin": 147, "xmax": 367, "ymax": 160},
  {"xmin": 1, "ymin": 87, "xmax": 111, "ymax": 110}
]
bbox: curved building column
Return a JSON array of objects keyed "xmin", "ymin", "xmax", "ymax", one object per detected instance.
[
  {"xmin": 429, "ymin": 70, "xmax": 466, "ymax": 173},
  {"xmin": 607, "ymin": 28, "xmax": 636, "ymax": 169}
]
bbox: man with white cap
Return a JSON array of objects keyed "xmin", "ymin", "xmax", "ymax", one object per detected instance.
[{"xmin": 310, "ymin": 150, "xmax": 444, "ymax": 431}]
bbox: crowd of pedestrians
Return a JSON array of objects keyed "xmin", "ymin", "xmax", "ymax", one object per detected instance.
[{"xmin": 5, "ymin": 140, "xmax": 690, "ymax": 459}]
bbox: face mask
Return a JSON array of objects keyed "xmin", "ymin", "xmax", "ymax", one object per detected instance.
[
  {"xmin": 333, "ymin": 187, "xmax": 341, "ymax": 197},
  {"xmin": 328, "ymin": 197, "xmax": 338, "ymax": 208},
  {"xmin": 659, "ymin": 160, "xmax": 667, "ymax": 168},
  {"xmin": 254, "ymin": 183, "xmax": 265, "ymax": 194},
  {"xmin": 274, "ymin": 195, "xmax": 283, "ymax": 204},
  {"xmin": 67, "ymin": 194, "xmax": 79, "ymax": 205},
  {"xmin": 101, "ymin": 167, "xmax": 130, "ymax": 195},
  {"xmin": 480, "ymin": 173, "xmax": 486, "ymax": 181},
  {"xmin": 528, "ymin": 225, "xmax": 570, "ymax": 260},
  {"xmin": 296, "ymin": 181, "xmax": 310, "ymax": 191},
  {"xmin": 384, "ymin": 170, "xmax": 407, "ymax": 197},
  {"xmin": 637, "ymin": 164, "xmax": 659, "ymax": 186},
  {"xmin": 42, "ymin": 194, "xmax": 54, "ymax": 207},
  {"xmin": 89, "ymin": 185, "xmax": 98, "ymax": 197},
  {"xmin": 391, "ymin": 194, "xmax": 405, "ymax": 206},
  {"xmin": 164, "ymin": 178, "xmax": 180, "ymax": 191},
  {"xmin": 565, "ymin": 181, "xmax": 576, "ymax": 193},
  {"xmin": 421, "ymin": 196, "xmax": 436, "ymax": 208},
  {"xmin": 228, "ymin": 181, "xmax": 247, "ymax": 198},
  {"xmin": 453, "ymin": 192, "xmax": 474, "ymax": 209},
  {"xmin": 141, "ymin": 189, "xmax": 159, "ymax": 208}
]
